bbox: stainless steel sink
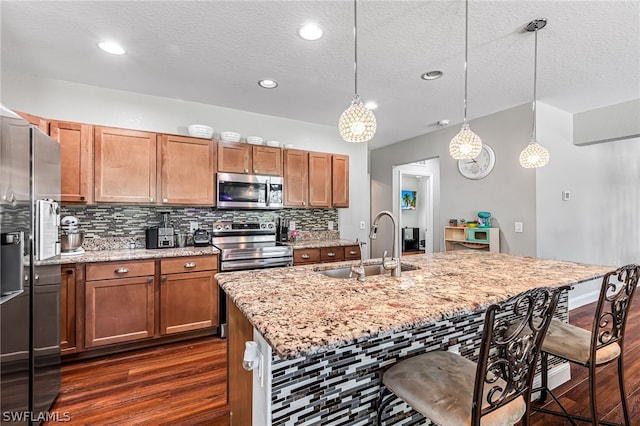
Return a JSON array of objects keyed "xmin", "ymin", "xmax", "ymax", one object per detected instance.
[{"xmin": 318, "ymin": 263, "xmax": 419, "ymax": 279}]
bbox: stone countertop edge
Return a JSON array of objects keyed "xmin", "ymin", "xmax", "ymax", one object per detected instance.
[
  {"xmin": 35, "ymin": 246, "xmax": 220, "ymax": 265},
  {"xmin": 289, "ymin": 239, "xmax": 359, "ymax": 249},
  {"xmin": 216, "ymin": 251, "xmax": 614, "ymax": 360}
]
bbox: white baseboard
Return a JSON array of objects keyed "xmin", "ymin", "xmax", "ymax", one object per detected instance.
[
  {"xmin": 531, "ymin": 363, "xmax": 571, "ymax": 400},
  {"xmin": 569, "ymin": 290, "xmax": 599, "ymax": 310}
]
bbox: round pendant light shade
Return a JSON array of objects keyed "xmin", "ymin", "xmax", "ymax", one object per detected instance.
[
  {"xmin": 339, "ymin": 97, "xmax": 377, "ymax": 143},
  {"xmin": 519, "ymin": 138, "xmax": 550, "ymax": 168},
  {"xmin": 449, "ymin": 122, "xmax": 482, "ymax": 159}
]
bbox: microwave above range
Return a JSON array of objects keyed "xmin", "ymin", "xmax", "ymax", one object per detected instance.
[{"xmin": 216, "ymin": 172, "xmax": 284, "ymax": 209}]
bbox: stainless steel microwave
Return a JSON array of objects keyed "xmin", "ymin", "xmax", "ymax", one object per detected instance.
[{"xmin": 216, "ymin": 172, "xmax": 284, "ymax": 209}]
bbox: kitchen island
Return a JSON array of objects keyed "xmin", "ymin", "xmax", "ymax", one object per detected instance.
[{"xmin": 217, "ymin": 251, "xmax": 612, "ymax": 425}]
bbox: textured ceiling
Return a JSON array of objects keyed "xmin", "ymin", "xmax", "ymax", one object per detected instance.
[{"xmin": 2, "ymin": 0, "xmax": 639, "ymax": 150}]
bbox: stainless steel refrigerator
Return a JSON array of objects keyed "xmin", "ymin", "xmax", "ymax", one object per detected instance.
[{"xmin": 1, "ymin": 106, "xmax": 61, "ymax": 424}]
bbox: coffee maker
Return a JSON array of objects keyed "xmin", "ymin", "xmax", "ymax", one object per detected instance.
[
  {"xmin": 146, "ymin": 212, "xmax": 175, "ymax": 249},
  {"xmin": 277, "ymin": 217, "xmax": 289, "ymax": 243}
]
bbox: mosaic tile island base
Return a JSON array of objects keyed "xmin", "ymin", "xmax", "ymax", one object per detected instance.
[{"xmin": 217, "ymin": 251, "xmax": 613, "ymax": 425}]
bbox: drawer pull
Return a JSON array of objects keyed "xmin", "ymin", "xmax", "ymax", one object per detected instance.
[
  {"xmin": 161, "ymin": 276, "xmax": 167, "ymax": 282},
  {"xmin": 147, "ymin": 278, "xmax": 153, "ymax": 283},
  {"xmin": 114, "ymin": 267, "xmax": 129, "ymax": 274},
  {"xmin": 301, "ymin": 254, "xmax": 310, "ymax": 259},
  {"xmin": 327, "ymin": 252, "xmax": 336, "ymax": 257},
  {"xmin": 184, "ymin": 262, "xmax": 197, "ymax": 269},
  {"xmin": 349, "ymin": 250, "xmax": 358, "ymax": 255}
]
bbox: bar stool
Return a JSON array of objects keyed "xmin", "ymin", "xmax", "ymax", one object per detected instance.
[
  {"xmin": 532, "ymin": 264, "xmax": 640, "ymax": 426},
  {"xmin": 377, "ymin": 286, "xmax": 564, "ymax": 426}
]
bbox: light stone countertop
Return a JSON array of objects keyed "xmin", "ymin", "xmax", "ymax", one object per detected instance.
[
  {"xmin": 37, "ymin": 246, "xmax": 219, "ymax": 265},
  {"xmin": 289, "ymin": 239, "xmax": 359, "ymax": 249},
  {"xmin": 216, "ymin": 251, "xmax": 613, "ymax": 360}
]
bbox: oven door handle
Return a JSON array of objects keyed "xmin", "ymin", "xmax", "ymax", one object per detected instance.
[{"xmin": 220, "ymin": 257, "xmax": 292, "ymax": 272}]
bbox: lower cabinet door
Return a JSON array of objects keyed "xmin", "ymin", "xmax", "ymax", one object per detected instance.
[
  {"xmin": 160, "ymin": 271, "xmax": 218, "ymax": 335},
  {"xmin": 85, "ymin": 276, "xmax": 155, "ymax": 348},
  {"xmin": 61, "ymin": 267, "xmax": 76, "ymax": 354}
]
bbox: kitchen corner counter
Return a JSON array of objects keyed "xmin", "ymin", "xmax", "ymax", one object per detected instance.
[
  {"xmin": 217, "ymin": 251, "xmax": 612, "ymax": 360},
  {"xmin": 289, "ymin": 239, "xmax": 358, "ymax": 249},
  {"xmin": 38, "ymin": 246, "xmax": 219, "ymax": 265}
]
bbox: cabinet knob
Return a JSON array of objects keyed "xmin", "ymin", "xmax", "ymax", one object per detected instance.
[
  {"xmin": 184, "ymin": 262, "xmax": 196, "ymax": 269},
  {"xmin": 254, "ymin": 169, "xmax": 257, "ymax": 173},
  {"xmin": 34, "ymin": 274, "xmax": 40, "ymax": 281},
  {"xmin": 301, "ymin": 254, "xmax": 310, "ymax": 259},
  {"xmin": 349, "ymin": 250, "xmax": 357, "ymax": 255},
  {"xmin": 244, "ymin": 168, "xmax": 248, "ymax": 173},
  {"xmin": 150, "ymin": 198, "xmax": 155, "ymax": 203},
  {"xmin": 161, "ymin": 276, "xmax": 167, "ymax": 282},
  {"xmin": 163, "ymin": 198, "xmax": 168, "ymax": 203},
  {"xmin": 147, "ymin": 278, "xmax": 153, "ymax": 283},
  {"xmin": 327, "ymin": 252, "xmax": 335, "ymax": 257},
  {"xmin": 302, "ymin": 202, "xmax": 306, "ymax": 206},
  {"xmin": 80, "ymin": 196, "xmax": 86, "ymax": 201},
  {"xmin": 114, "ymin": 267, "xmax": 129, "ymax": 274}
]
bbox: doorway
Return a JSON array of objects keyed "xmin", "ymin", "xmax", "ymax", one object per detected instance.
[{"xmin": 392, "ymin": 161, "xmax": 435, "ymax": 254}]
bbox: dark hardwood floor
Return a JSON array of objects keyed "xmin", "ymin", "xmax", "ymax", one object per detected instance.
[{"xmin": 46, "ymin": 294, "xmax": 640, "ymax": 425}]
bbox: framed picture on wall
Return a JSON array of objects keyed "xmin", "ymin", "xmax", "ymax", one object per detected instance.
[{"xmin": 401, "ymin": 190, "xmax": 416, "ymax": 210}]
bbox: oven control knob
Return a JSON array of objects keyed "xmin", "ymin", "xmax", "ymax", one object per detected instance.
[
  {"xmin": 224, "ymin": 224, "xmax": 231, "ymax": 230},
  {"xmin": 214, "ymin": 224, "xmax": 223, "ymax": 231},
  {"xmin": 267, "ymin": 223, "xmax": 274, "ymax": 229},
  {"xmin": 260, "ymin": 223, "xmax": 266, "ymax": 229}
]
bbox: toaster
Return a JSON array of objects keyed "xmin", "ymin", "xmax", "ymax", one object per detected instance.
[{"xmin": 193, "ymin": 229, "xmax": 210, "ymax": 247}]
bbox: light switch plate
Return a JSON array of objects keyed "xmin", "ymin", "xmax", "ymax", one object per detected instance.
[
  {"xmin": 360, "ymin": 221, "xmax": 366, "ymax": 230},
  {"xmin": 515, "ymin": 222, "xmax": 523, "ymax": 233},
  {"xmin": 328, "ymin": 221, "xmax": 334, "ymax": 230},
  {"xmin": 190, "ymin": 222, "xmax": 199, "ymax": 233}
]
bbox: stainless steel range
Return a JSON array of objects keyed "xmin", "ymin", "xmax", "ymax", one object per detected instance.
[{"xmin": 211, "ymin": 221, "xmax": 293, "ymax": 337}]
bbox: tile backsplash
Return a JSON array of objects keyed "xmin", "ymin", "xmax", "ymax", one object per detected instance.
[{"xmin": 60, "ymin": 205, "xmax": 338, "ymax": 240}]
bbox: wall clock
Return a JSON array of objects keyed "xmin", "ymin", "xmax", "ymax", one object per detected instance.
[{"xmin": 457, "ymin": 144, "xmax": 495, "ymax": 180}]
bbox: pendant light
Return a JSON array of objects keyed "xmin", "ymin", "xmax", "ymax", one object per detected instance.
[
  {"xmin": 449, "ymin": 0, "xmax": 482, "ymax": 160},
  {"xmin": 338, "ymin": 0, "xmax": 376, "ymax": 143},
  {"xmin": 519, "ymin": 19, "xmax": 550, "ymax": 168}
]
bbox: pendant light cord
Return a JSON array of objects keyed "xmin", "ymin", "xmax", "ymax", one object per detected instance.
[
  {"xmin": 532, "ymin": 28, "xmax": 538, "ymax": 140},
  {"xmin": 463, "ymin": 0, "xmax": 469, "ymax": 123},
  {"xmin": 353, "ymin": 0, "xmax": 359, "ymax": 98}
]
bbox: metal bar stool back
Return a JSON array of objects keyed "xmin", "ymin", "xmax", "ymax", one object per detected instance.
[
  {"xmin": 533, "ymin": 264, "xmax": 640, "ymax": 426},
  {"xmin": 377, "ymin": 286, "xmax": 564, "ymax": 425}
]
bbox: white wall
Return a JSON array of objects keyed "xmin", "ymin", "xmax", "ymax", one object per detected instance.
[
  {"xmin": 1, "ymin": 72, "xmax": 371, "ymax": 251},
  {"xmin": 371, "ymin": 103, "xmax": 537, "ymax": 258},
  {"xmin": 536, "ymin": 102, "xmax": 640, "ymax": 307}
]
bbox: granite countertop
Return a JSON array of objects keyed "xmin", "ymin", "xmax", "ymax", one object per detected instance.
[
  {"xmin": 37, "ymin": 246, "xmax": 219, "ymax": 265},
  {"xmin": 290, "ymin": 239, "xmax": 359, "ymax": 249},
  {"xmin": 216, "ymin": 251, "xmax": 613, "ymax": 360}
]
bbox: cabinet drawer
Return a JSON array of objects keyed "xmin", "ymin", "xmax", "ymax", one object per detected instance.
[
  {"xmin": 320, "ymin": 247, "xmax": 344, "ymax": 262},
  {"xmin": 86, "ymin": 260, "xmax": 155, "ymax": 281},
  {"xmin": 343, "ymin": 245, "xmax": 361, "ymax": 260},
  {"xmin": 161, "ymin": 255, "xmax": 218, "ymax": 274},
  {"xmin": 293, "ymin": 248, "xmax": 320, "ymax": 265}
]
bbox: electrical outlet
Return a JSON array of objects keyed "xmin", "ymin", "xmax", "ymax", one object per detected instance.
[
  {"xmin": 289, "ymin": 221, "xmax": 296, "ymax": 231},
  {"xmin": 360, "ymin": 221, "xmax": 366, "ymax": 230},
  {"xmin": 515, "ymin": 222, "xmax": 523, "ymax": 233},
  {"xmin": 328, "ymin": 221, "xmax": 334, "ymax": 230},
  {"xmin": 190, "ymin": 222, "xmax": 199, "ymax": 233},
  {"xmin": 562, "ymin": 190, "xmax": 571, "ymax": 201}
]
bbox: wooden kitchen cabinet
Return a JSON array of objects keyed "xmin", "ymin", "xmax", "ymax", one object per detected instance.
[
  {"xmin": 308, "ymin": 152, "xmax": 332, "ymax": 208},
  {"xmin": 293, "ymin": 244, "xmax": 361, "ymax": 266},
  {"xmin": 16, "ymin": 111, "xmax": 49, "ymax": 134},
  {"xmin": 293, "ymin": 248, "xmax": 320, "ymax": 265},
  {"xmin": 60, "ymin": 266, "xmax": 77, "ymax": 354},
  {"xmin": 94, "ymin": 126, "xmax": 157, "ymax": 203},
  {"xmin": 84, "ymin": 260, "xmax": 155, "ymax": 348},
  {"xmin": 331, "ymin": 154, "xmax": 349, "ymax": 207},
  {"xmin": 50, "ymin": 121, "xmax": 94, "ymax": 204},
  {"xmin": 252, "ymin": 145, "xmax": 282, "ymax": 175},
  {"xmin": 343, "ymin": 245, "xmax": 361, "ymax": 260},
  {"xmin": 158, "ymin": 134, "xmax": 215, "ymax": 205},
  {"xmin": 320, "ymin": 246, "xmax": 344, "ymax": 263},
  {"xmin": 217, "ymin": 141, "xmax": 251, "ymax": 174},
  {"xmin": 160, "ymin": 255, "xmax": 219, "ymax": 335},
  {"xmin": 283, "ymin": 149, "xmax": 309, "ymax": 207}
]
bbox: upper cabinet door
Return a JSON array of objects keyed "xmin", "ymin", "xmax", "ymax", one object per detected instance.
[
  {"xmin": 50, "ymin": 121, "xmax": 94, "ymax": 204},
  {"xmin": 283, "ymin": 149, "xmax": 308, "ymax": 207},
  {"xmin": 331, "ymin": 154, "xmax": 349, "ymax": 208},
  {"xmin": 94, "ymin": 126, "xmax": 157, "ymax": 204},
  {"xmin": 252, "ymin": 146, "xmax": 282, "ymax": 176},
  {"xmin": 218, "ymin": 142, "xmax": 251, "ymax": 174},
  {"xmin": 159, "ymin": 135, "xmax": 215, "ymax": 206},
  {"xmin": 308, "ymin": 152, "xmax": 331, "ymax": 208},
  {"xmin": 16, "ymin": 111, "xmax": 49, "ymax": 134}
]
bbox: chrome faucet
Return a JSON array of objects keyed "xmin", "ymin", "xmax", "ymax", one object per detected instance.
[
  {"xmin": 350, "ymin": 239, "xmax": 366, "ymax": 282},
  {"xmin": 369, "ymin": 210, "xmax": 401, "ymax": 277}
]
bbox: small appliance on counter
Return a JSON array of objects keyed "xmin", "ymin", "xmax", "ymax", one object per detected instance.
[
  {"xmin": 276, "ymin": 217, "xmax": 289, "ymax": 243},
  {"xmin": 60, "ymin": 215, "xmax": 85, "ymax": 256},
  {"xmin": 193, "ymin": 229, "xmax": 211, "ymax": 247},
  {"xmin": 145, "ymin": 212, "xmax": 175, "ymax": 249}
]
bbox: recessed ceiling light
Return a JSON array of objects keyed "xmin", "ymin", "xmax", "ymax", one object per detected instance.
[
  {"xmin": 298, "ymin": 23, "xmax": 324, "ymax": 41},
  {"xmin": 98, "ymin": 41, "xmax": 126, "ymax": 55},
  {"xmin": 421, "ymin": 70, "xmax": 443, "ymax": 80},
  {"xmin": 258, "ymin": 79, "xmax": 278, "ymax": 89},
  {"xmin": 364, "ymin": 101, "xmax": 378, "ymax": 110}
]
